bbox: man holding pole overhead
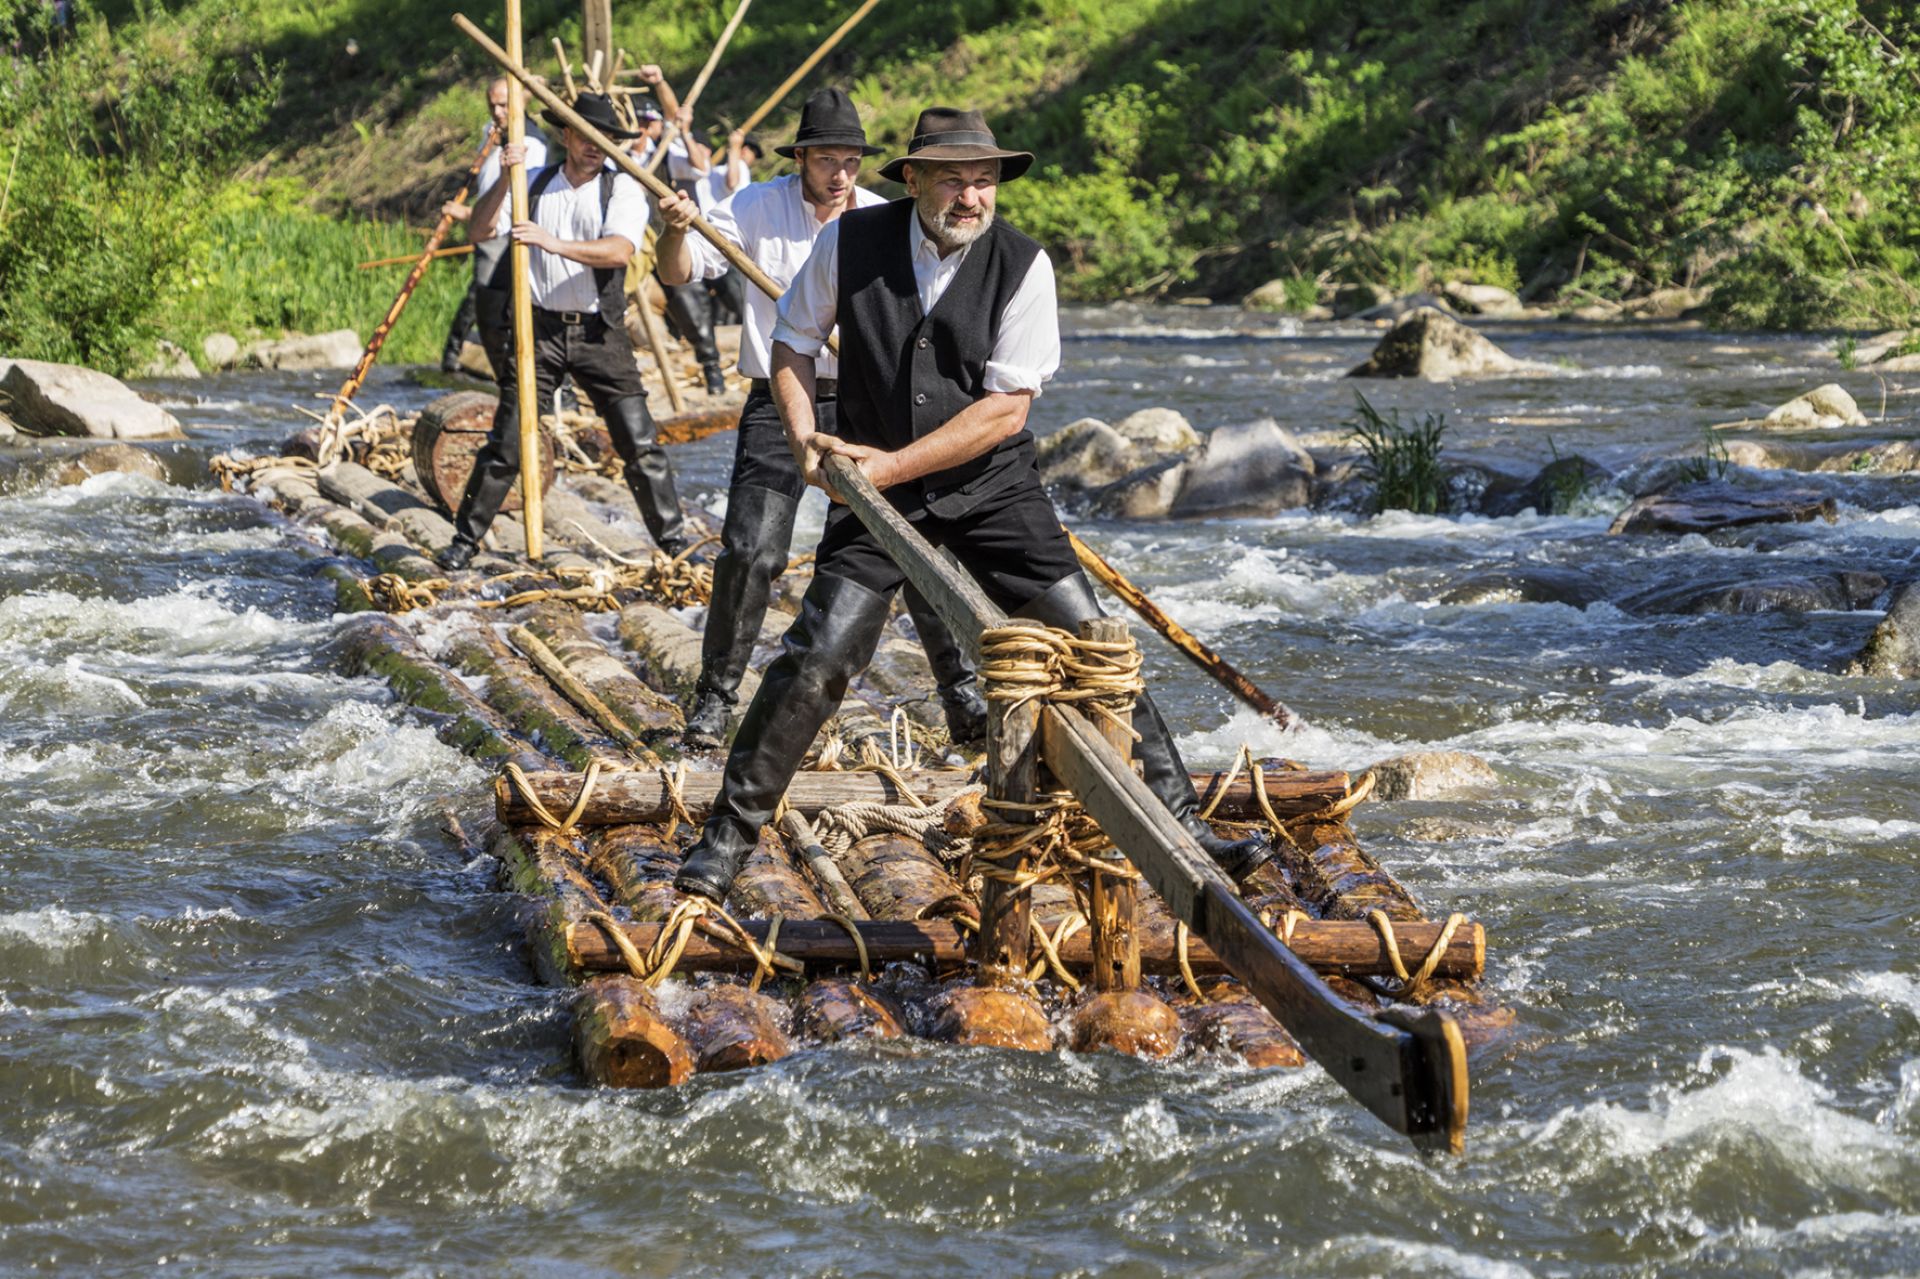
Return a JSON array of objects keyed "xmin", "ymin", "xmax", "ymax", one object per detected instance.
[
  {"xmin": 437, "ymin": 91, "xmax": 689, "ymax": 571},
  {"xmin": 653, "ymin": 88, "xmax": 988, "ymax": 751},
  {"xmin": 671, "ymin": 107, "xmax": 1274, "ymax": 904}
]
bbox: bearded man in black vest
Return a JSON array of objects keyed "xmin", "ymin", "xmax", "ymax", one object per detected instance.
[{"xmin": 673, "ymin": 108, "xmax": 1271, "ymax": 903}]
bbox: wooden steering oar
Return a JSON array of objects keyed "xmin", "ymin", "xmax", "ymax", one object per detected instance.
[
  {"xmin": 325, "ymin": 130, "xmax": 496, "ymax": 429},
  {"xmin": 736, "ymin": 0, "xmax": 884, "ymax": 136},
  {"xmin": 1067, "ymin": 531, "xmax": 1299, "ymax": 729},
  {"xmin": 357, "ymin": 243, "xmax": 474, "ymax": 271}
]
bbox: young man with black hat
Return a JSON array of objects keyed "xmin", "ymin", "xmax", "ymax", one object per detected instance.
[
  {"xmin": 438, "ymin": 92, "xmax": 688, "ymax": 572},
  {"xmin": 653, "ymin": 88, "xmax": 988, "ymax": 751},
  {"xmin": 670, "ymin": 107, "xmax": 1272, "ymax": 904}
]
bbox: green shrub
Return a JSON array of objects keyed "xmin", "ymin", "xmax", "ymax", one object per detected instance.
[{"xmin": 1347, "ymin": 392, "xmax": 1448, "ymax": 515}]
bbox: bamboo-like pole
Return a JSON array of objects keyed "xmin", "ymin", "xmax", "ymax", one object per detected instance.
[
  {"xmin": 1068, "ymin": 530, "xmax": 1299, "ymax": 728},
  {"xmin": 637, "ymin": 288, "xmax": 686, "ymax": 414},
  {"xmin": 357, "ymin": 243, "xmax": 475, "ymax": 271},
  {"xmin": 506, "ymin": 0, "xmax": 543, "ymax": 561},
  {"xmin": 643, "ymin": 0, "xmax": 752, "ymax": 175},
  {"xmin": 1082, "ymin": 616, "xmax": 1140, "ymax": 992},
  {"xmin": 737, "ymin": 0, "xmax": 884, "ymax": 136},
  {"xmin": 325, "ymin": 133, "xmax": 496, "ymax": 428}
]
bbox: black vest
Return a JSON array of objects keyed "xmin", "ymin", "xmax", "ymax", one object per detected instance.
[
  {"xmin": 477, "ymin": 165, "xmax": 627, "ymax": 321},
  {"xmin": 836, "ymin": 199, "xmax": 1043, "ymax": 517}
]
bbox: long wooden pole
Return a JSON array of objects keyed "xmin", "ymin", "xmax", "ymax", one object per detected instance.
[
  {"xmin": 357, "ymin": 243, "xmax": 475, "ymax": 271},
  {"xmin": 505, "ymin": 0, "xmax": 543, "ymax": 561},
  {"xmin": 326, "ymin": 133, "xmax": 496, "ymax": 425},
  {"xmin": 737, "ymin": 0, "xmax": 884, "ymax": 136},
  {"xmin": 637, "ymin": 285, "xmax": 687, "ymax": 414},
  {"xmin": 819, "ymin": 452, "xmax": 1466, "ymax": 1153},
  {"xmin": 1068, "ymin": 531, "xmax": 1299, "ymax": 729},
  {"xmin": 643, "ymin": 0, "xmax": 752, "ymax": 175}
]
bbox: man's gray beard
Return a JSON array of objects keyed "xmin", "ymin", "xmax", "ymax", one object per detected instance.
[{"xmin": 916, "ymin": 187, "xmax": 994, "ymax": 250}]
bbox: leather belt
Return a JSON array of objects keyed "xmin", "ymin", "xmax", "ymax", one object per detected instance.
[
  {"xmin": 534, "ymin": 307, "xmax": 592, "ymax": 326},
  {"xmin": 750, "ymin": 377, "xmax": 837, "ymax": 398}
]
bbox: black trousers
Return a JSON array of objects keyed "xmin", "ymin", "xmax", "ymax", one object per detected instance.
[
  {"xmin": 659, "ymin": 276, "xmax": 722, "ymax": 370},
  {"xmin": 706, "ymin": 266, "xmax": 748, "ymax": 327},
  {"xmin": 455, "ymin": 308, "xmax": 672, "ymax": 546},
  {"xmin": 812, "ymin": 469, "xmax": 1083, "ymax": 612}
]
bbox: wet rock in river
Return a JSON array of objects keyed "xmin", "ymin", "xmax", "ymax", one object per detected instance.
[
  {"xmin": 1761, "ymin": 383, "xmax": 1868, "ymax": 430},
  {"xmin": 1849, "ymin": 580, "xmax": 1920, "ymax": 677},
  {"xmin": 1720, "ymin": 438, "xmax": 1920, "ymax": 474},
  {"xmin": 48, "ymin": 444, "xmax": 171, "ymax": 487},
  {"xmin": 1367, "ymin": 751, "xmax": 1498, "ymax": 801},
  {"xmin": 242, "ymin": 329, "xmax": 363, "ymax": 371},
  {"xmin": 1438, "ymin": 281, "xmax": 1525, "ymax": 317},
  {"xmin": 1346, "ymin": 307, "xmax": 1526, "ymax": 380},
  {"xmin": 1621, "ymin": 286, "xmax": 1711, "ymax": 319},
  {"xmin": 1606, "ymin": 481, "xmax": 1836, "ymax": 535},
  {"xmin": 1037, "ymin": 408, "xmax": 1199, "ymax": 494},
  {"xmin": 1438, "ymin": 566, "xmax": 1605, "ymax": 607},
  {"xmin": 1329, "ymin": 283, "xmax": 1393, "ymax": 319},
  {"xmin": 1621, "ymin": 571, "xmax": 1885, "ymax": 616},
  {"xmin": 138, "ymin": 340, "xmax": 200, "ymax": 380},
  {"xmin": 1166, "ymin": 419, "xmax": 1315, "ymax": 517},
  {"xmin": 202, "ymin": 332, "xmax": 240, "ymax": 368},
  {"xmin": 1481, "ymin": 454, "xmax": 1616, "ymax": 517},
  {"xmin": 0, "ymin": 359, "xmax": 184, "ymax": 440},
  {"xmin": 1350, "ymin": 292, "xmax": 1458, "ymax": 323}
]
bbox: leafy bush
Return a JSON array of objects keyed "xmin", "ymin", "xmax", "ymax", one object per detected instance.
[
  {"xmin": 1347, "ymin": 392, "xmax": 1448, "ymax": 515},
  {"xmin": 0, "ymin": 3, "xmax": 276, "ymax": 373}
]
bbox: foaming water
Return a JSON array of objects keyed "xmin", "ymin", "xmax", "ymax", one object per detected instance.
[{"xmin": 3, "ymin": 320, "xmax": 1919, "ymax": 1275}]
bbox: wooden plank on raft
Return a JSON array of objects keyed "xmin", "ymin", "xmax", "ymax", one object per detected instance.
[
  {"xmin": 813, "ymin": 454, "xmax": 1467, "ymax": 1153},
  {"xmin": 565, "ymin": 915, "xmax": 1483, "ymax": 981},
  {"xmin": 497, "ymin": 765, "xmax": 1350, "ymax": 827}
]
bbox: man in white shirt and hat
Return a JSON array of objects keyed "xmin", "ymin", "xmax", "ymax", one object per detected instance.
[
  {"xmin": 438, "ymin": 92, "xmax": 688, "ymax": 571},
  {"xmin": 653, "ymin": 87, "xmax": 987, "ymax": 751}
]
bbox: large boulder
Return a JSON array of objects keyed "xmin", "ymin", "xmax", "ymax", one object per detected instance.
[
  {"xmin": 202, "ymin": 332, "xmax": 241, "ymax": 368},
  {"xmin": 0, "ymin": 359, "xmax": 184, "ymax": 440},
  {"xmin": 1242, "ymin": 278, "xmax": 1295, "ymax": 312},
  {"xmin": 1088, "ymin": 456, "xmax": 1187, "ymax": 519},
  {"xmin": 1350, "ymin": 291, "xmax": 1458, "ymax": 323},
  {"xmin": 139, "ymin": 340, "xmax": 200, "ymax": 380},
  {"xmin": 1607, "ymin": 481, "xmax": 1837, "ymax": 535},
  {"xmin": 1037, "ymin": 408, "xmax": 1200, "ymax": 495},
  {"xmin": 1438, "ymin": 281, "xmax": 1524, "ymax": 317},
  {"xmin": 1481, "ymin": 454, "xmax": 1616, "ymax": 517},
  {"xmin": 1438, "ymin": 567, "xmax": 1606, "ymax": 608},
  {"xmin": 1167, "ymin": 419, "xmax": 1315, "ymax": 517},
  {"xmin": 1347, "ymin": 307, "xmax": 1526, "ymax": 380},
  {"xmin": 47, "ymin": 443, "xmax": 172, "ymax": 487},
  {"xmin": 1622, "ymin": 571, "xmax": 1884, "ymax": 616},
  {"xmin": 1762, "ymin": 383, "xmax": 1868, "ymax": 430},
  {"xmin": 1621, "ymin": 286, "xmax": 1710, "ymax": 319},
  {"xmin": 1851, "ymin": 580, "xmax": 1920, "ymax": 677},
  {"xmin": 242, "ymin": 329, "xmax": 363, "ymax": 371},
  {"xmin": 1367, "ymin": 751, "xmax": 1497, "ymax": 802}
]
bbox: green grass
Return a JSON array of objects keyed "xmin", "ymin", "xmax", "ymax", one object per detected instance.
[{"xmin": 1347, "ymin": 392, "xmax": 1449, "ymax": 515}]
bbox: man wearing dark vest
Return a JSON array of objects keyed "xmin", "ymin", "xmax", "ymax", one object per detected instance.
[
  {"xmin": 653, "ymin": 88, "xmax": 988, "ymax": 750},
  {"xmin": 438, "ymin": 93, "xmax": 688, "ymax": 571},
  {"xmin": 673, "ymin": 108, "xmax": 1270, "ymax": 903}
]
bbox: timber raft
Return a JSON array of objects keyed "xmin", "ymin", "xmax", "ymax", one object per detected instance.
[{"xmin": 215, "ymin": 397, "xmax": 1503, "ymax": 1154}]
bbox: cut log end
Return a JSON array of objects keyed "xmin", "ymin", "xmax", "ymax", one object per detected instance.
[
  {"xmin": 927, "ymin": 986, "xmax": 1053, "ymax": 1052},
  {"xmin": 678, "ymin": 983, "xmax": 792, "ymax": 1072},
  {"xmin": 1070, "ymin": 990, "xmax": 1182, "ymax": 1058},
  {"xmin": 573, "ymin": 976, "xmax": 695, "ymax": 1088},
  {"xmin": 796, "ymin": 978, "xmax": 907, "ymax": 1042}
]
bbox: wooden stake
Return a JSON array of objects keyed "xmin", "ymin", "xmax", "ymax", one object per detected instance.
[
  {"xmin": 1069, "ymin": 530, "xmax": 1298, "ymax": 729},
  {"xmin": 636, "ymin": 283, "xmax": 686, "ymax": 414},
  {"xmin": 1081, "ymin": 616, "xmax": 1140, "ymax": 992},
  {"xmin": 974, "ymin": 653, "xmax": 1042, "ymax": 990},
  {"xmin": 552, "ymin": 37, "xmax": 577, "ymax": 100},
  {"xmin": 581, "ymin": 0, "xmax": 614, "ymax": 71},
  {"xmin": 504, "ymin": 0, "xmax": 543, "ymax": 562},
  {"xmin": 737, "ymin": 0, "xmax": 884, "ymax": 136}
]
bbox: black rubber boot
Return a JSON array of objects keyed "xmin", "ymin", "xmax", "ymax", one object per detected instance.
[
  {"xmin": 703, "ymin": 362, "xmax": 727, "ymax": 397},
  {"xmin": 903, "ymin": 586, "xmax": 988, "ymax": 746},
  {"xmin": 449, "ymin": 407, "xmax": 522, "ymax": 549},
  {"xmin": 686, "ymin": 486, "xmax": 801, "ymax": 749},
  {"xmin": 442, "ymin": 283, "xmax": 477, "ymax": 373},
  {"xmin": 605, "ymin": 394, "xmax": 687, "ymax": 553},
  {"xmin": 437, "ymin": 538, "xmax": 476, "ymax": 572},
  {"xmin": 674, "ymin": 575, "xmax": 895, "ymax": 902},
  {"xmin": 1015, "ymin": 572, "xmax": 1277, "ymax": 882}
]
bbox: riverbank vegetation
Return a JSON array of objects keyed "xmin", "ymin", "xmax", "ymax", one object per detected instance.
[{"xmin": 2, "ymin": 0, "xmax": 1917, "ymax": 375}]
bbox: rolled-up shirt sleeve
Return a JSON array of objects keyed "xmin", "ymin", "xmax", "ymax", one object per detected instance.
[
  {"xmin": 770, "ymin": 220, "xmax": 841, "ymax": 359},
  {"xmin": 983, "ymin": 250, "xmax": 1061, "ymax": 396}
]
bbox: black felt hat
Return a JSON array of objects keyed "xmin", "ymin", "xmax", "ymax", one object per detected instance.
[
  {"xmin": 774, "ymin": 87, "xmax": 881, "ymax": 158},
  {"xmin": 877, "ymin": 107, "xmax": 1033, "ymax": 183},
  {"xmin": 542, "ymin": 91, "xmax": 644, "ymax": 141}
]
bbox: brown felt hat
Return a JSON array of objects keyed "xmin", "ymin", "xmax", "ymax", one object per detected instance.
[{"xmin": 877, "ymin": 107, "xmax": 1034, "ymax": 183}]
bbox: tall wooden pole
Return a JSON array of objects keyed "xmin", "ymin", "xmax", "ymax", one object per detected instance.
[
  {"xmin": 582, "ymin": 0, "xmax": 613, "ymax": 71},
  {"xmin": 975, "ymin": 674, "xmax": 1040, "ymax": 990},
  {"xmin": 737, "ymin": 0, "xmax": 884, "ymax": 136},
  {"xmin": 645, "ymin": 0, "xmax": 754, "ymax": 176},
  {"xmin": 1081, "ymin": 616, "xmax": 1140, "ymax": 993},
  {"xmin": 507, "ymin": 0, "xmax": 543, "ymax": 561}
]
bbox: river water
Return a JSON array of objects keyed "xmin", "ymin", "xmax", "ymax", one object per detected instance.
[{"xmin": 3, "ymin": 313, "xmax": 1917, "ymax": 1276}]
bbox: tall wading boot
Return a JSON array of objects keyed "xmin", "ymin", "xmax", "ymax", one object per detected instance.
[
  {"xmin": 902, "ymin": 586, "xmax": 988, "ymax": 746},
  {"xmin": 442, "ymin": 401, "xmax": 524, "ymax": 566},
  {"xmin": 662, "ymin": 280, "xmax": 725, "ymax": 395},
  {"xmin": 605, "ymin": 394, "xmax": 688, "ymax": 554},
  {"xmin": 1015, "ymin": 572, "xmax": 1277, "ymax": 882},
  {"xmin": 442, "ymin": 282, "xmax": 478, "ymax": 373},
  {"xmin": 685, "ymin": 486, "xmax": 801, "ymax": 748},
  {"xmin": 674, "ymin": 575, "xmax": 896, "ymax": 902}
]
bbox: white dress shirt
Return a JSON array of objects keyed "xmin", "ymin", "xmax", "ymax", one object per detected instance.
[
  {"xmin": 686, "ymin": 175, "xmax": 886, "ymax": 378},
  {"xmin": 475, "ymin": 123, "xmax": 547, "ymax": 202},
  {"xmin": 491, "ymin": 165, "xmax": 651, "ymax": 314},
  {"xmin": 771, "ymin": 205, "xmax": 1061, "ymax": 397}
]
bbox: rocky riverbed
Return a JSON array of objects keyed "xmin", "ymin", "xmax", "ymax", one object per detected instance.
[{"xmin": 1, "ymin": 310, "xmax": 1916, "ymax": 1275}]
